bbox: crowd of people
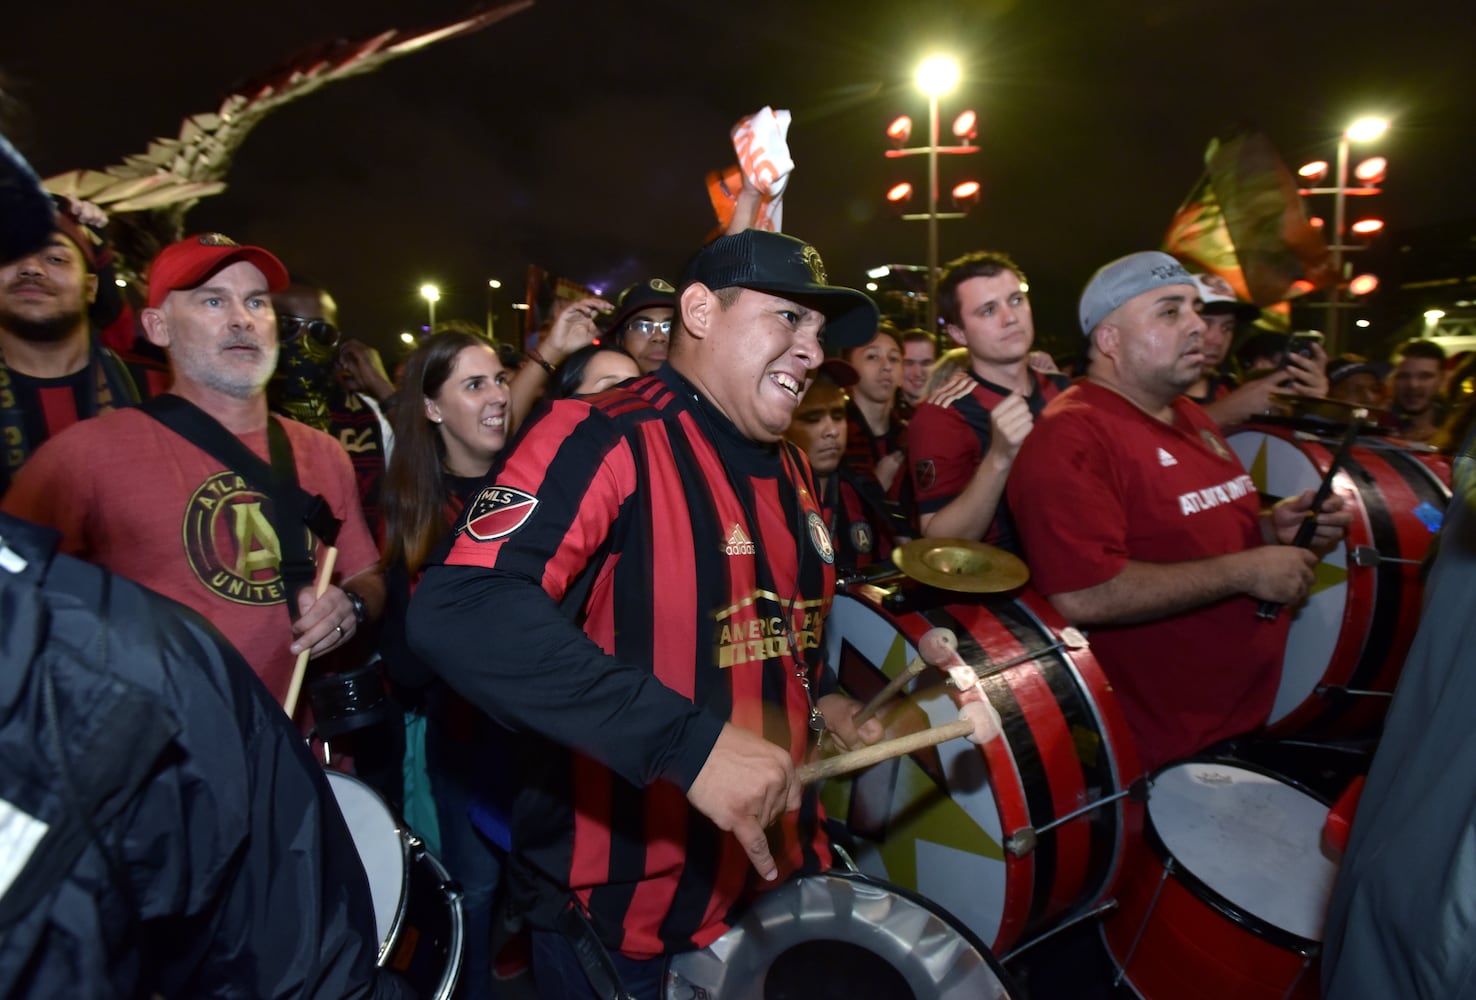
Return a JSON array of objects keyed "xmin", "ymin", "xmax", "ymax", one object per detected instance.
[{"xmin": 5, "ymin": 167, "xmax": 1475, "ymax": 998}]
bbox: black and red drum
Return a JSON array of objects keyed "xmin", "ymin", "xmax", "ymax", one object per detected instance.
[
  {"xmin": 821, "ymin": 583, "xmax": 1142, "ymax": 954},
  {"xmin": 1101, "ymin": 758, "xmax": 1337, "ymax": 1000},
  {"xmin": 664, "ymin": 872, "xmax": 1019, "ymax": 999},
  {"xmin": 1227, "ymin": 424, "xmax": 1451, "ymax": 735}
]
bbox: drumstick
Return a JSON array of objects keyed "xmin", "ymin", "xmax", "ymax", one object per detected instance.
[
  {"xmin": 853, "ymin": 628, "xmax": 956, "ymax": 725},
  {"xmin": 284, "ymin": 545, "xmax": 338, "ymax": 718},
  {"xmin": 1256, "ymin": 410, "xmax": 1364, "ymax": 620},
  {"xmin": 798, "ymin": 702, "xmax": 999, "ymax": 785}
]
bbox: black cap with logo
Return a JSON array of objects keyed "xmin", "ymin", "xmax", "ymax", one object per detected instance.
[{"xmin": 681, "ymin": 230, "xmax": 879, "ymax": 348}]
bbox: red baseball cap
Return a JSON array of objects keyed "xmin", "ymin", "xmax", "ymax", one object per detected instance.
[{"xmin": 146, "ymin": 232, "xmax": 289, "ymax": 309}]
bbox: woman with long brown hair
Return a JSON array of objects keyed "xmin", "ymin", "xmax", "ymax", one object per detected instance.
[{"xmin": 379, "ymin": 330, "xmax": 514, "ymax": 1000}]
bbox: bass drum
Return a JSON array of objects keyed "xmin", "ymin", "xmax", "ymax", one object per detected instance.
[
  {"xmin": 664, "ymin": 872, "xmax": 1018, "ymax": 999},
  {"xmin": 1227, "ymin": 424, "xmax": 1450, "ymax": 736},
  {"xmin": 1101, "ymin": 758, "xmax": 1337, "ymax": 1000},
  {"xmin": 326, "ymin": 770, "xmax": 464, "ymax": 999},
  {"xmin": 821, "ymin": 584, "xmax": 1142, "ymax": 955}
]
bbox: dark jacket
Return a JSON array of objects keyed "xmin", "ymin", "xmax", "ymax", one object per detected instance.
[{"xmin": 0, "ymin": 511, "xmax": 410, "ymax": 999}]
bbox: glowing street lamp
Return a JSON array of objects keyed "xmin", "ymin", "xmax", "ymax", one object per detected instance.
[
  {"xmin": 1298, "ymin": 116, "xmax": 1390, "ymax": 352},
  {"xmin": 420, "ymin": 283, "xmax": 440, "ymax": 333},
  {"xmin": 879, "ymin": 55, "xmax": 978, "ymax": 332},
  {"xmin": 399, "ymin": 331, "xmax": 416, "ymax": 345}
]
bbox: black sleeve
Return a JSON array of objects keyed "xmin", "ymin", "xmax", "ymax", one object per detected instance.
[{"xmin": 408, "ymin": 563, "xmax": 724, "ymax": 791}]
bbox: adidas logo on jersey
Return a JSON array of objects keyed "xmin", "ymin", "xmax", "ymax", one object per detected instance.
[
  {"xmin": 1157, "ymin": 447, "xmax": 1178, "ymax": 467},
  {"xmin": 724, "ymin": 524, "xmax": 755, "ymax": 556}
]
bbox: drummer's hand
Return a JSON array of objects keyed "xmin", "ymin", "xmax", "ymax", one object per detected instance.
[
  {"xmin": 687, "ymin": 724, "xmax": 799, "ymax": 881},
  {"xmin": 817, "ymin": 693, "xmax": 885, "ymax": 753},
  {"xmin": 1283, "ymin": 344, "xmax": 1329, "ymax": 397},
  {"xmin": 1266, "ymin": 488, "xmax": 1352, "ymax": 553},
  {"xmin": 290, "ymin": 584, "xmax": 357, "ymax": 658}
]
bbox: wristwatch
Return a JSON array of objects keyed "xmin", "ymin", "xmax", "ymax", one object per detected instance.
[{"xmin": 345, "ymin": 590, "xmax": 368, "ymax": 625}]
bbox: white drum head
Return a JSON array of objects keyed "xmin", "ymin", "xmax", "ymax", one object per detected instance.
[
  {"xmin": 325, "ymin": 769, "xmax": 408, "ymax": 950},
  {"xmin": 1227, "ymin": 430, "xmax": 1349, "ymax": 723},
  {"xmin": 1148, "ymin": 762, "xmax": 1337, "ymax": 942}
]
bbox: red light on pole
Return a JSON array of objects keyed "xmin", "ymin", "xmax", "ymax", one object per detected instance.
[
  {"xmin": 886, "ymin": 115, "xmax": 912, "ymax": 146},
  {"xmin": 1354, "ymin": 156, "xmax": 1387, "ymax": 185},
  {"xmin": 1309, "ymin": 216, "xmax": 1325, "ymax": 229},
  {"xmin": 1350, "ymin": 218, "xmax": 1385, "ymax": 236},
  {"xmin": 951, "ymin": 179, "xmax": 981, "ymax": 208},
  {"xmin": 886, "ymin": 181, "xmax": 914, "ymax": 203},
  {"xmin": 952, "ymin": 110, "xmax": 977, "ymax": 140},
  {"xmin": 1348, "ymin": 274, "xmax": 1380, "ymax": 296},
  {"xmin": 1298, "ymin": 160, "xmax": 1330, "ymax": 183}
]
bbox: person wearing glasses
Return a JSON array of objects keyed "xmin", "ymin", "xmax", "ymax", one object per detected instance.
[
  {"xmin": 2, "ymin": 234, "xmax": 384, "ymax": 714},
  {"xmin": 269, "ymin": 280, "xmax": 395, "ymax": 537},
  {"xmin": 605, "ymin": 278, "xmax": 677, "ymax": 375}
]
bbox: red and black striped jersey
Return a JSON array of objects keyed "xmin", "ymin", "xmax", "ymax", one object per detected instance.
[
  {"xmin": 408, "ymin": 367, "xmax": 838, "ymax": 959},
  {"xmin": 0, "ymin": 342, "xmax": 141, "ymax": 497},
  {"xmin": 908, "ymin": 368, "xmax": 1068, "ymax": 551}
]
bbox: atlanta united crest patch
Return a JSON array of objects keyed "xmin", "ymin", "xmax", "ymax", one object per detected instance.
[
  {"xmin": 807, "ymin": 510, "xmax": 835, "ymax": 565},
  {"xmin": 464, "ymin": 486, "xmax": 539, "ymax": 542},
  {"xmin": 850, "ymin": 520, "xmax": 874, "ymax": 554}
]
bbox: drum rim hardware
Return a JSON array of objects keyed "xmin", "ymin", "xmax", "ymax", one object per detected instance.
[{"xmin": 1129, "ymin": 758, "xmax": 1331, "ymax": 958}]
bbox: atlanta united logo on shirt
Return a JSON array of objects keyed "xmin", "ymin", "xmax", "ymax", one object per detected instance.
[
  {"xmin": 807, "ymin": 510, "xmax": 835, "ymax": 564},
  {"xmin": 464, "ymin": 486, "xmax": 539, "ymax": 542},
  {"xmin": 183, "ymin": 471, "xmax": 301, "ymax": 606},
  {"xmin": 850, "ymin": 520, "xmax": 874, "ymax": 553}
]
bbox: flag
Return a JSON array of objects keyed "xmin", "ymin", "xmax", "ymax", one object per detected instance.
[{"xmin": 1164, "ymin": 130, "xmax": 1334, "ymax": 305}]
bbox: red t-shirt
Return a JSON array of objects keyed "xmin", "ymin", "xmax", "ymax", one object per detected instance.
[
  {"xmin": 2, "ymin": 404, "xmax": 380, "ymax": 704},
  {"xmin": 1007, "ymin": 380, "xmax": 1288, "ymax": 770}
]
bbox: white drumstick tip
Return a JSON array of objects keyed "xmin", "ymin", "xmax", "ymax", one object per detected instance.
[{"xmin": 960, "ymin": 700, "xmax": 1001, "ymax": 745}]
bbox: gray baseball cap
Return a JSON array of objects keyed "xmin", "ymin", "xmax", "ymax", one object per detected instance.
[{"xmin": 1079, "ymin": 251, "xmax": 1195, "ymax": 336}]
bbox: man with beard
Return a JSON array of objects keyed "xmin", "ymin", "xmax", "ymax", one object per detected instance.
[
  {"xmin": 1390, "ymin": 338, "xmax": 1447, "ymax": 444},
  {"xmin": 269, "ymin": 280, "xmax": 395, "ymax": 536},
  {"xmin": 2, "ymin": 234, "xmax": 383, "ymax": 708},
  {"xmin": 0, "ymin": 198, "xmax": 140, "ymax": 496},
  {"xmin": 1007, "ymin": 251, "xmax": 1349, "ymax": 770},
  {"xmin": 907, "ymin": 250, "xmax": 1067, "ymax": 548}
]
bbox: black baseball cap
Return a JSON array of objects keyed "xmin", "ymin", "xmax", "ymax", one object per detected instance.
[
  {"xmin": 606, "ymin": 277, "xmax": 677, "ymax": 342},
  {"xmin": 680, "ymin": 230, "xmax": 879, "ymax": 348}
]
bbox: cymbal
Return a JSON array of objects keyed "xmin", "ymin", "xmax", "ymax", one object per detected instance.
[{"xmin": 891, "ymin": 537, "xmax": 1029, "ymax": 594}]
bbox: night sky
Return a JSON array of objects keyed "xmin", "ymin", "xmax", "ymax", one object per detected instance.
[{"xmin": 7, "ymin": 0, "xmax": 1473, "ymax": 359}]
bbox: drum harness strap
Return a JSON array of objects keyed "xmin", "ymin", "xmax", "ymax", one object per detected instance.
[
  {"xmin": 140, "ymin": 394, "xmax": 342, "ymax": 621},
  {"xmin": 554, "ymin": 895, "xmax": 639, "ymax": 1000}
]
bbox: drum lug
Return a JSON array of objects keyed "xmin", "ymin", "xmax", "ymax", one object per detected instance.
[{"xmin": 1005, "ymin": 828, "xmax": 1037, "ymax": 857}]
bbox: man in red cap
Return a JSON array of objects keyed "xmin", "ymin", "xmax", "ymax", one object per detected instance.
[
  {"xmin": 3, "ymin": 233, "xmax": 383, "ymax": 709},
  {"xmin": 0, "ymin": 197, "xmax": 142, "ymax": 497}
]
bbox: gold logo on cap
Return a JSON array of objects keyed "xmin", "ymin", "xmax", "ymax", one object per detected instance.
[
  {"xmin": 197, "ymin": 233, "xmax": 239, "ymax": 247},
  {"xmin": 651, "ymin": 278, "xmax": 675, "ymax": 293},
  {"xmin": 801, "ymin": 245, "xmax": 827, "ymax": 284}
]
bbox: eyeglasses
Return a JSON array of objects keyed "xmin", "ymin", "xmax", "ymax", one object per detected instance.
[
  {"xmin": 624, "ymin": 318, "xmax": 671, "ymax": 339},
  {"xmin": 278, "ymin": 314, "xmax": 341, "ymax": 349}
]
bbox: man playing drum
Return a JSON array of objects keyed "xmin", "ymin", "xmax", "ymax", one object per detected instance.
[
  {"xmin": 1008, "ymin": 252, "xmax": 1350, "ymax": 770},
  {"xmin": 408, "ymin": 230, "xmax": 885, "ymax": 999}
]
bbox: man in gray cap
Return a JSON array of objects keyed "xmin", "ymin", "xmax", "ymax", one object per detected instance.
[
  {"xmin": 1007, "ymin": 251, "xmax": 1349, "ymax": 770},
  {"xmin": 408, "ymin": 230, "xmax": 885, "ymax": 999}
]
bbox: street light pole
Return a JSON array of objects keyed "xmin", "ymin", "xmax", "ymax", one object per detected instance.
[
  {"xmin": 420, "ymin": 283, "xmax": 440, "ymax": 333},
  {"xmin": 927, "ymin": 91, "xmax": 941, "ymax": 334},
  {"xmin": 486, "ymin": 278, "xmax": 501, "ymax": 339},
  {"xmin": 1327, "ymin": 133, "xmax": 1351, "ymax": 352}
]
